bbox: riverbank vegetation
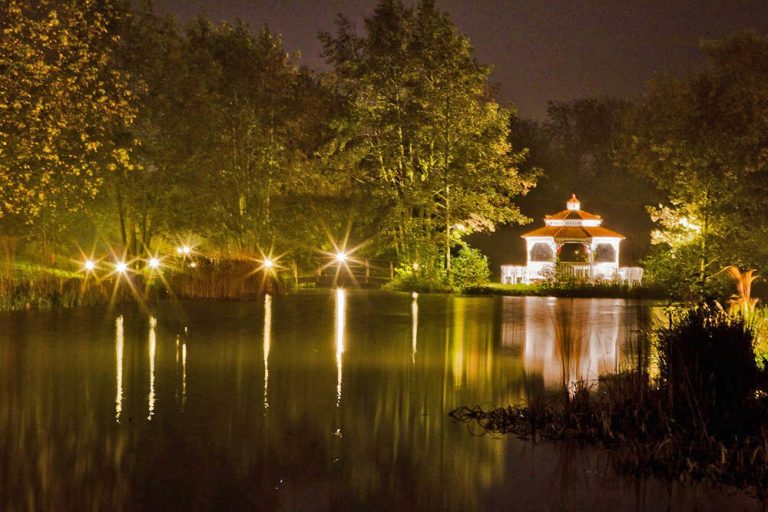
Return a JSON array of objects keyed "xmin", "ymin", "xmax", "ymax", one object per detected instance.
[
  {"xmin": 0, "ymin": 0, "xmax": 533, "ymax": 304},
  {"xmin": 453, "ymin": 302, "xmax": 768, "ymax": 497},
  {"xmin": 1, "ymin": 0, "xmax": 767, "ymax": 305}
]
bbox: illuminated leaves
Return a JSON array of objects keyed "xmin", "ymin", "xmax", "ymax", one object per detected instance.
[{"xmin": 0, "ymin": 0, "xmax": 136, "ymax": 229}]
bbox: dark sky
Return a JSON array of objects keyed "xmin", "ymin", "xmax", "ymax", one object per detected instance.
[{"xmin": 152, "ymin": 0, "xmax": 768, "ymax": 120}]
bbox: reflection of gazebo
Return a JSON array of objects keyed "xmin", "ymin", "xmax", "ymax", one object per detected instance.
[{"xmin": 501, "ymin": 195, "xmax": 642, "ymax": 284}]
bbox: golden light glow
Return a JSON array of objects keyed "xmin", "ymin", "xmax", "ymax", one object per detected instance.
[
  {"xmin": 182, "ymin": 342, "xmax": 187, "ymax": 407},
  {"xmin": 148, "ymin": 316, "xmax": 156, "ymax": 421},
  {"xmin": 263, "ymin": 294, "xmax": 272, "ymax": 409},
  {"xmin": 115, "ymin": 315, "xmax": 124, "ymax": 423},
  {"xmin": 263, "ymin": 258, "xmax": 274, "ymax": 269},
  {"xmin": 679, "ymin": 217, "xmax": 701, "ymax": 232},
  {"xmin": 335, "ymin": 288, "xmax": 346, "ymax": 408},
  {"xmin": 84, "ymin": 259, "xmax": 96, "ymax": 271},
  {"xmin": 335, "ymin": 251, "xmax": 347, "ymax": 263},
  {"xmin": 115, "ymin": 261, "xmax": 128, "ymax": 273},
  {"xmin": 411, "ymin": 293, "xmax": 418, "ymax": 364},
  {"xmin": 148, "ymin": 257, "xmax": 161, "ymax": 269}
]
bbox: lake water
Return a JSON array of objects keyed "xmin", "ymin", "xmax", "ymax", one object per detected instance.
[{"xmin": 0, "ymin": 291, "xmax": 761, "ymax": 511}]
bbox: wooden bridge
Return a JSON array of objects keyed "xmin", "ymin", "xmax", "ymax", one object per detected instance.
[{"xmin": 301, "ymin": 259, "xmax": 395, "ymax": 288}]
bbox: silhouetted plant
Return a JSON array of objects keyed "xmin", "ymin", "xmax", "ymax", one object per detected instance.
[{"xmin": 654, "ymin": 303, "xmax": 756, "ymax": 429}]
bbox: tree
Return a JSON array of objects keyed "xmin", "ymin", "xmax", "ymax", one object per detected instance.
[
  {"xmin": 0, "ymin": 0, "xmax": 136, "ymax": 260},
  {"xmin": 321, "ymin": 0, "xmax": 531, "ymax": 280},
  {"xmin": 622, "ymin": 33, "xmax": 768, "ymax": 296}
]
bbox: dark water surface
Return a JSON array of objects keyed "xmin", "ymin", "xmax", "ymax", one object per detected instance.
[{"xmin": 0, "ymin": 291, "xmax": 761, "ymax": 511}]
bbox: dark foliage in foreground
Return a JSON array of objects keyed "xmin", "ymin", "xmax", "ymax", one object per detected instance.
[{"xmin": 452, "ymin": 304, "xmax": 768, "ymax": 497}]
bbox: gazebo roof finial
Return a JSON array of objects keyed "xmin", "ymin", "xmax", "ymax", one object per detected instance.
[{"xmin": 566, "ymin": 194, "xmax": 581, "ymax": 211}]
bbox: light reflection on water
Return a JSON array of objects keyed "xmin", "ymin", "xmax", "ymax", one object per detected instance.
[
  {"xmin": 263, "ymin": 294, "xmax": 271, "ymax": 410},
  {"xmin": 0, "ymin": 292, "xmax": 759, "ymax": 511}
]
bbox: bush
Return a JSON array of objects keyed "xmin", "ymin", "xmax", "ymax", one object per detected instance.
[
  {"xmin": 386, "ymin": 264, "xmax": 450, "ymax": 293},
  {"xmin": 656, "ymin": 303, "xmax": 758, "ymax": 428},
  {"xmin": 451, "ymin": 245, "xmax": 490, "ymax": 290}
]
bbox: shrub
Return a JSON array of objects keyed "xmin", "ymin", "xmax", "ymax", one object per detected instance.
[
  {"xmin": 451, "ymin": 245, "xmax": 490, "ymax": 290},
  {"xmin": 386, "ymin": 264, "xmax": 450, "ymax": 293}
]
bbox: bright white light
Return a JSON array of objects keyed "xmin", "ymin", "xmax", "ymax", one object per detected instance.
[
  {"xmin": 412, "ymin": 291, "xmax": 419, "ymax": 299},
  {"xmin": 335, "ymin": 251, "xmax": 347, "ymax": 263},
  {"xmin": 263, "ymin": 258, "xmax": 274, "ymax": 269},
  {"xmin": 412, "ymin": 262, "xmax": 420, "ymax": 271},
  {"xmin": 182, "ymin": 245, "xmax": 191, "ymax": 255},
  {"xmin": 189, "ymin": 261, "xmax": 197, "ymax": 268},
  {"xmin": 115, "ymin": 261, "xmax": 128, "ymax": 273},
  {"xmin": 148, "ymin": 257, "xmax": 160, "ymax": 269},
  {"xmin": 176, "ymin": 246, "xmax": 183, "ymax": 254},
  {"xmin": 84, "ymin": 260, "xmax": 95, "ymax": 271},
  {"xmin": 679, "ymin": 217, "xmax": 701, "ymax": 232}
]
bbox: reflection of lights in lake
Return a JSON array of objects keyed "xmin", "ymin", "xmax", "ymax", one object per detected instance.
[
  {"xmin": 411, "ymin": 294, "xmax": 418, "ymax": 364},
  {"xmin": 182, "ymin": 343, "xmax": 187, "ymax": 408},
  {"xmin": 263, "ymin": 294, "xmax": 272, "ymax": 409},
  {"xmin": 335, "ymin": 288, "xmax": 346, "ymax": 408},
  {"xmin": 115, "ymin": 315, "xmax": 124, "ymax": 423},
  {"xmin": 148, "ymin": 316, "xmax": 156, "ymax": 421}
]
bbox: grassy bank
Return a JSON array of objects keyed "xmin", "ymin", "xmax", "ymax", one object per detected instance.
[
  {"xmin": 463, "ymin": 282, "xmax": 667, "ymax": 299},
  {"xmin": 0, "ymin": 259, "xmax": 285, "ymax": 312},
  {"xmin": 452, "ymin": 304, "xmax": 768, "ymax": 498}
]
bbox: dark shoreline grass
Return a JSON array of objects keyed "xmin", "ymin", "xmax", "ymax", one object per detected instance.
[{"xmin": 463, "ymin": 282, "xmax": 668, "ymax": 299}]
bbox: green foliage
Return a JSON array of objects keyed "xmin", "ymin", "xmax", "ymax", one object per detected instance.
[
  {"xmin": 621, "ymin": 32, "xmax": 768, "ymax": 297},
  {"xmin": 386, "ymin": 264, "xmax": 450, "ymax": 293},
  {"xmin": 0, "ymin": 0, "xmax": 137, "ymax": 239},
  {"xmin": 451, "ymin": 245, "xmax": 490, "ymax": 290},
  {"xmin": 321, "ymin": 0, "xmax": 533, "ymax": 271}
]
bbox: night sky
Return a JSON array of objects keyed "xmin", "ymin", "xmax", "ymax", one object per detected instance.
[{"xmin": 153, "ymin": 0, "xmax": 768, "ymax": 119}]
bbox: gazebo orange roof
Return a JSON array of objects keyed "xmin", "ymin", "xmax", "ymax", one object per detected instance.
[
  {"xmin": 521, "ymin": 194, "xmax": 624, "ymax": 240},
  {"xmin": 521, "ymin": 225, "xmax": 625, "ymax": 240}
]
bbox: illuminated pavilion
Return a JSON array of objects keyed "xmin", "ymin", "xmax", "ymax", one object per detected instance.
[{"xmin": 501, "ymin": 195, "xmax": 642, "ymax": 284}]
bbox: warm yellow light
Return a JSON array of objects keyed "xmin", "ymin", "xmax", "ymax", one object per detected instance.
[
  {"xmin": 176, "ymin": 246, "xmax": 183, "ymax": 254},
  {"xmin": 412, "ymin": 262, "xmax": 420, "ymax": 270},
  {"xmin": 115, "ymin": 261, "xmax": 128, "ymax": 273},
  {"xmin": 148, "ymin": 257, "xmax": 160, "ymax": 269},
  {"xmin": 84, "ymin": 259, "xmax": 95, "ymax": 271},
  {"xmin": 263, "ymin": 258, "xmax": 274, "ymax": 269},
  {"xmin": 335, "ymin": 251, "xmax": 347, "ymax": 263},
  {"xmin": 679, "ymin": 217, "xmax": 701, "ymax": 232},
  {"xmin": 189, "ymin": 261, "xmax": 197, "ymax": 268},
  {"xmin": 177, "ymin": 245, "xmax": 191, "ymax": 255}
]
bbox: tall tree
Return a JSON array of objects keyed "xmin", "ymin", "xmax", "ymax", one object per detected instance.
[
  {"xmin": 0, "ymin": 0, "xmax": 136, "ymax": 260},
  {"xmin": 321, "ymin": 0, "xmax": 531, "ymax": 278},
  {"xmin": 622, "ymin": 32, "xmax": 768, "ymax": 296}
]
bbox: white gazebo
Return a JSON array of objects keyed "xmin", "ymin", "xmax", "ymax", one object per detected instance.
[{"xmin": 501, "ymin": 195, "xmax": 642, "ymax": 284}]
